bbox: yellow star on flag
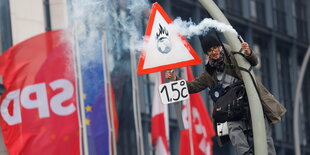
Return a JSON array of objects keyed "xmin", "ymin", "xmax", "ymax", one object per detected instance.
[
  {"xmin": 85, "ymin": 119, "xmax": 90, "ymax": 126},
  {"xmin": 83, "ymin": 93, "xmax": 87, "ymax": 100},
  {"xmin": 85, "ymin": 105, "xmax": 92, "ymax": 112}
]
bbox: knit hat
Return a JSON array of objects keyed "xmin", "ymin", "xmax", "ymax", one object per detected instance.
[{"xmin": 199, "ymin": 35, "xmax": 221, "ymax": 54}]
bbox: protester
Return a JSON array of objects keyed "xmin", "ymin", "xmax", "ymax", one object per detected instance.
[{"xmin": 165, "ymin": 34, "xmax": 286, "ymax": 155}]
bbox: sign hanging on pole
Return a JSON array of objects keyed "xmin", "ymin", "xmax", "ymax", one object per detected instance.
[{"xmin": 137, "ymin": 3, "xmax": 202, "ymax": 75}]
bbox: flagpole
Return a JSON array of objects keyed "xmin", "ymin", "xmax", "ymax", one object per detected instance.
[
  {"xmin": 183, "ymin": 68, "xmax": 194, "ymax": 155},
  {"xmin": 72, "ymin": 29, "xmax": 89, "ymax": 155},
  {"xmin": 160, "ymin": 72, "xmax": 170, "ymax": 154},
  {"xmin": 130, "ymin": 38, "xmax": 145, "ymax": 155},
  {"xmin": 187, "ymin": 100, "xmax": 195, "ymax": 155},
  {"xmin": 102, "ymin": 31, "xmax": 118, "ymax": 155}
]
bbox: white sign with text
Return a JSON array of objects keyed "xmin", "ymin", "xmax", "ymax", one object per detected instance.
[{"xmin": 159, "ymin": 80, "xmax": 189, "ymax": 104}]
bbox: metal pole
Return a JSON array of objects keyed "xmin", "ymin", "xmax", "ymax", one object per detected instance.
[
  {"xmin": 102, "ymin": 31, "xmax": 117, "ymax": 155},
  {"xmin": 198, "ymin": 0, "xmax": 268, "ymax": 154},
  {"xmin": 130, "ymin": 39, "xmax": 145, "ymax": 155},
  {"xmin": 174, "ymin": 102, "xmax": 184, "ymax": 130},
  {"xmin": 72, "ymin": 30, "xmax": 89, "ymax": 155},
  {"xmin": 293, "ymin": 46, "xmax": 310, "ymax": 155},
  {"xmin": 165, "ymin": 77, "xmax": 184, "ymax": 130}
]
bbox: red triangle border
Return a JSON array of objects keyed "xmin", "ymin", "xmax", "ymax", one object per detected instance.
[{"xmin": 137, "ymin": 3, "xmax": 202, "ymax": 75}]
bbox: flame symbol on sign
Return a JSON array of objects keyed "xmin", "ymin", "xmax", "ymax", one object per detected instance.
[
  {"xmin": 156, "ymin": 24, "xmax": 169, "ymax": 39},
  {"xmin": 156, "ymin": 24, "xmax": 171, "ymax": 54}
]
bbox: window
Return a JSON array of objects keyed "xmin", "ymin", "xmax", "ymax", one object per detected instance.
[
  {"xmin": 253, "ymin": 36, "xmax": 270, "ymax": 87},
  {"xmin": 276, "ymin": 45, "xmax": 293, "ymax": 144},
  {"xmin": 273, "ymin": 0, "xmax": 287, "ymax": 33},
  {"xmin": 171, "ymin": 0, "xmax": 193, "ymax": 20},
  {"xmin": 295, "ymin": 0, "xmax": 308, "ymax": 42},
  {"xmin": 250, "ymin": 0, "xmax": 266, "ymax": 24},
  {"xmin": 226, "ymin": 0, "xmax": 243, "ymax": 16}
]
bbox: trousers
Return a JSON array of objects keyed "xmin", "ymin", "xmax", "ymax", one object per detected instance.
[{"xmin": 227, "ymin": 116, "xmax": 276, "ymax": 155}]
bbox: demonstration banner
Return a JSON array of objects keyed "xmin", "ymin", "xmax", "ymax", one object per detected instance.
[{"xmin": 0, "ymin": 30, "xmax": 80, "ymax": 155}]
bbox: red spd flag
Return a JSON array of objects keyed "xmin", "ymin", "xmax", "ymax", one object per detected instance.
[
  {"xmin": 179, "ymin": 67, "xmax": 215, "ymax": 155},
  {"xmin": 0, "ymin": 30, "xmax": 80, "ymax": 155}
]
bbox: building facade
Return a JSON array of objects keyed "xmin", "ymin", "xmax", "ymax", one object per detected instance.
[{"xmin": 0, "ymin": 0, "xmax": 310, "ymax": 155}]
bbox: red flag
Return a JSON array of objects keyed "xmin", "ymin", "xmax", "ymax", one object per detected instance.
[
  {"xmin": 179, "ymin": 67, "xmax": 215, "ymax": 155},
  {"xmin": 151, "ymin": 72, "xmax": 170, "ymax": 155},
  {"xmin": 0, "ymin": 30, "xmax": 80, "ymax": 155}
]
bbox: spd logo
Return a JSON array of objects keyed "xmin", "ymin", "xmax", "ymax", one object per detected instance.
[{"xmin": 1, "ymin": 79, "xmax": 76, "ymax": 125}]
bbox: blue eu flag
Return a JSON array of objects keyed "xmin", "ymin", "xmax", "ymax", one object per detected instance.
[{"xmin": 79, "ymin": 36, "xmax": 110, "ymax": 155}]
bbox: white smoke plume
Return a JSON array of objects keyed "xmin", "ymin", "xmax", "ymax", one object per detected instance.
[
  {"xmin": 67, "ymin": 0, "xmax": 238, "ymax": 69},
  {"xmin": 67, "ymin": 0, "xmax": 149, "ymax": 68},
  {"xmin": 118, "ymin": 0, "xmax": 149, "ymax": 52},
  {"xmin": 171, "ymin": 17, "xmax": 238, "ymax": 38}
]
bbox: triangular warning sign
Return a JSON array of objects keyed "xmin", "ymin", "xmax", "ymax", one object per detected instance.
[{"xmin": 137, "ymin": 3, "xmax": 202, "ymax": 75}]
